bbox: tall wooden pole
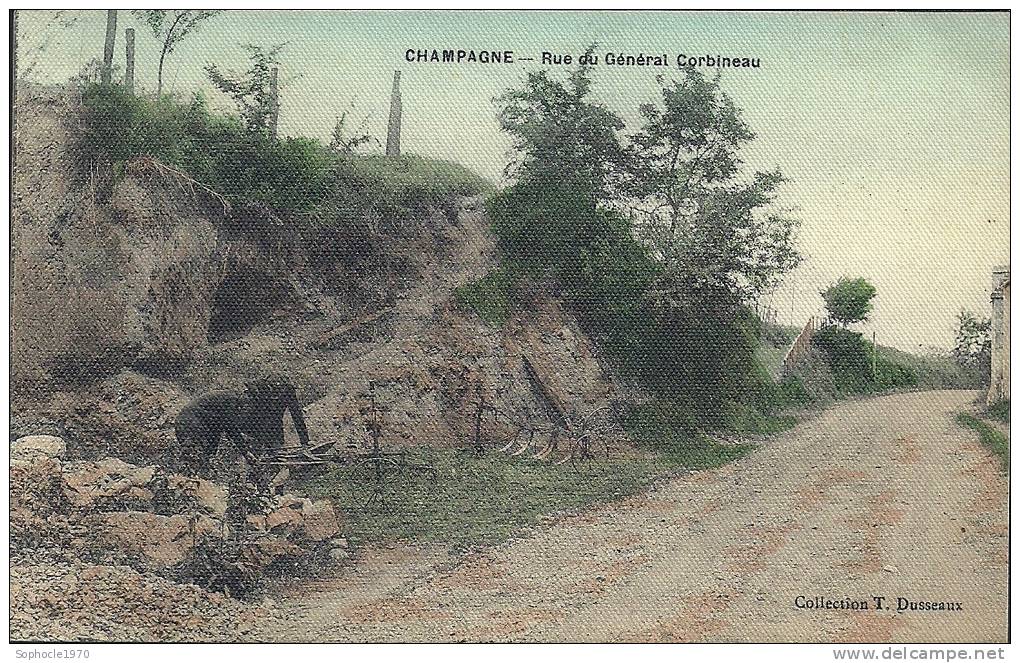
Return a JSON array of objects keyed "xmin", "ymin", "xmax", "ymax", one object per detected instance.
[
  {"xmin": 872, "ymin": 330, "xmax": 877, "ymax": 379},
  {"xmin": 386, "ymin": 70, "xmax": 402, "ymax": 158},
  {"xmin": 124, "ymin": 28, "xmax": 135, "ymax": 94},
  {"xmin": 101, "ymin": 10, "xmax": 118, "ymax": 86}
]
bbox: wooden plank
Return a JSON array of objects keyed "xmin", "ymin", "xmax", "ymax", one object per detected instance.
[
  {"xmin": 314, "ymin": 307, "xmax": 394, "ymax": 347},
  {"xmin": 521, "ymin": 353, "xmax": 571, "ymax": 429}
]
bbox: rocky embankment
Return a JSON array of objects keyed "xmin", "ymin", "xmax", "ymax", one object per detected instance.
[{"xmin": 10, "ymin": 434, "xmax": 345, "ymax": 642}]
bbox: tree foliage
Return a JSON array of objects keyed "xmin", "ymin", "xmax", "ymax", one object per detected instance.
[
  {"xmin": 627, "ymin": 70, "xmax": 800, "ymax": 307},
  {"xmin": 822, "ymin": 276, "xmax": 877, "ymax": 326},
  {"xmin": 205, "ymin": 44, "xmax": 284, "ymax": 135},
  {"xmin": 133, "ymin": 10, "xmax": 221, "ymax": 96},
  {"xmin": 952, "ymin": 310, "xmax": 991, "ymax": 381},
  {"xmin": 490, "ymin": 54, "xmax": 803, "ymax": 419},
  {"xmin": 495, "ymin": 47, "xmax": 626, "ymax": 201}
]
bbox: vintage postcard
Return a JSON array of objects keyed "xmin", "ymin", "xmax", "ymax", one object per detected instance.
[{"xmin": 8, "ymin": 8, "xmax": 1010, "ymax": 648}]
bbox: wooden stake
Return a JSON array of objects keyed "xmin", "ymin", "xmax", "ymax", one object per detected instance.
[
  {"xmin": 101, "ymin": 10, "xmax": 117, "ymax": 86},
  {"xmin": 124, "ymin": 28, "xmax": 135, "ymax": 94}
]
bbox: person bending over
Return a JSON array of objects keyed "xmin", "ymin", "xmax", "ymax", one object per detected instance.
[{"xmin": 174, "ymin": 375, "xmax": 310, "ymax": 477}]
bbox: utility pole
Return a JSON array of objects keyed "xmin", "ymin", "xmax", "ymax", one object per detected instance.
[
  {"xmin": 872, "ymin": 330, "xmax": 878, "ymax": 379},
  {"xmin": 386, "ymin": 70, "xmax": 402, "ymax": 158},
  {"xmin": 101, "ymin": 10, "xmax": 118, "ymax": 86},
  {"xmin": 124, "ymin": 28, "xmax": 135, "ymax": 94}
]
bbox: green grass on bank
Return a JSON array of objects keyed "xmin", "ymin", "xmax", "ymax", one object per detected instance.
[
  {"xmin": 303, "ymin": 439, "xmax": 754, "ymax": 550},
  {"xmin": 957, "ymin": 413, "xmax": 1009, "ymax": 473},
  {"xmin": 80, "ymin": 84, "xmax": 490, "ymax": 216},
  {"xmin": 988, "ymin": 399, "xmax": 1010, "ymax": 424},
  {"xmin": 344, "ymin": 154, "xmax": 493, "ymax": 200}
]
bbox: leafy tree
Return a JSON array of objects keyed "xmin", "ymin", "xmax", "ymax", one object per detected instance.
[
  {"xmin": 495, "ymin": 45, "xmax": 626, "ymax": 201},
  {"xmin": 134, "ymin": 9, "xmax": 221, "ymax": 97},
  {"xmin": 952, "ymin": 310, "xmax": 991, "ymax": 382},
  {"xmin": 205, "ymin": 44, "xmax": 284, "ymax": 136},
  {"xmin": 490, "ymin": 53, "xmax": 806, "ymax": 417},
  {"xmin": 822, "ymin": 276, "xmax": 877, "ymax": 327},
  {"xmin": 626, "ymin": 69, "xmax": 800, "ymax": 306}
]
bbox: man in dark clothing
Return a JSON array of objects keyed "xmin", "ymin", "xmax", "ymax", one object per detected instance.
[
  {"xmin": 174, "ymin": 376, "xmax": 310, "ymax": 477},
  {"xmin": 243, "ymin": 376, "xmax": 311, "ymax": 456}
]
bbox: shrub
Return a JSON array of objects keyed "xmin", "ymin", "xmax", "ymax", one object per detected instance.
[
  {"xmin": 761, "ymin": 322, "xmax": 797, "ymax": 348},
  {"xmin": 332, "ymin": 154, "xmax": 490, "ymax": 224},
  {"xmin": 813, "ymin": 326, "xmax": 874, "ymax": 393},
  {"xmin": 80, "ymin": 84, "xmax": 203, "ymax": 166},
  {"xmin": 775, "ymin": 376, "xmax": 814, "ymax": 406},
  {"xmin": 813, "ymin": 325, "xmax": 917, "ymax": 394},
  {"xmin": 486, "ymin": 178, "xmax": 626, "ymax": 282},
  {"xmin": 878, "ymin": 346, "xmax": 984, "ymax": 390},
  {"xmin": 454, "ymin": 266, "xmax": 520, "ymax": 327},
  {"xmin": 872, "ymin": 351, "xmax": 918, "ymax": 390},
  {"xmin": 620, "ymin": 400, "xmax": 699, "ymax": 452},
  {"xmin": 747, "ymin": 370, "xmax": 814, "ymax": 415},
  {"xmin": 720, "ymin": 401, "xmax": 797, "ymax": 435}
]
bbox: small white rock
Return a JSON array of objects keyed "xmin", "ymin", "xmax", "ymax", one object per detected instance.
[{"xmin": 12, "ymin": 435, "xmax": 66, "ymax": 460}]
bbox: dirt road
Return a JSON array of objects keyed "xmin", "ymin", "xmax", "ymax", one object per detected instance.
[{"xmin": 258, "ymin": 390, "xmax": 1007, "ymax": 643}]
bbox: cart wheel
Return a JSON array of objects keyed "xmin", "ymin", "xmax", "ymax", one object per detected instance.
[{"xmin": 344, "ymin": 457, "xmax": 402, "ymax": 509}]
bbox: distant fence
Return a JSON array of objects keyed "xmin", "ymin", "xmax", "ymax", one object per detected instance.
[
  {"xmin": 755, "ymin": 304, "xmax": 778, "ymax": 328},
  {"xmin": 782, "ymin": 316, "xmax": 819, "ymax": 376}
]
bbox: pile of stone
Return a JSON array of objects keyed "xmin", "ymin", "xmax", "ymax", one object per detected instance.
[
  {"xmin": 10, "ymin": 560, "xmax": 280, "ymax": 642},
  {"xmin": 11, "ymin": 434, "xmax": 347, "ymax": 591}
]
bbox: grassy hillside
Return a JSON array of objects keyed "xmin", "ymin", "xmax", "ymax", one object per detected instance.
[{"xmin": 79, "ymin": 84, "xmax": 490, "ymax": 219}]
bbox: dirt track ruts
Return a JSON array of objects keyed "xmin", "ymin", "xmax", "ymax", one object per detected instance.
[{"xmin": 258, "ymin": 390, "xmax": 1007, "ymax": 643}]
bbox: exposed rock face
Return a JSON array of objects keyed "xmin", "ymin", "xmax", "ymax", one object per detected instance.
[
  {"xmin": 10, "ymin": 442, "xmax": 344, "ymax": 587},
  {"xmin": 301, "ymin": 299, "xmax": 622, "ymax": 453},
  {"xmin": 63, "ymin": 457, "xmax": 157, "ymax": 508},
  {"xmin": 10, "ymin": 451, "xmax": 68, "ymax": 549},
  {"xmin": 12, "ymin": 88, "xmax": 229, "ymax": 389},
  {"xmin": 12, "ymin": 89, "xmax": 625, "ymax": 464},
  {"xmin": 261, "ymin": 495, "xmax": 341, "ymax": 543}
]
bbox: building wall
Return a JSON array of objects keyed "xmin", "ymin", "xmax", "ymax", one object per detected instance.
[{"xmin": 988, "ymin": 270, "xmax": 1010, "ymax": 405}]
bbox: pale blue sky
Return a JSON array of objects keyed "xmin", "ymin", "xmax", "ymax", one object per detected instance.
[{"xmin": 17, "ymin": 10, "xmax": 1010, "ymax": 351}]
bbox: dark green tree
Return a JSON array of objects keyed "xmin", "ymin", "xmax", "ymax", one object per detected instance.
[
  {"xmin": 822, "ymin": 277, "xmax": 877, "ymax": 327},
  {"xmin": 491, "ymin": 55, "xmax": 803, "ymax": 415},
  {"xmin": 495, "ymin": 46, "xmax": 626, "ymax": 201},
  {"xmin": 626, "ymin": 69, "xmax": 800, "ymax": 307}
]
